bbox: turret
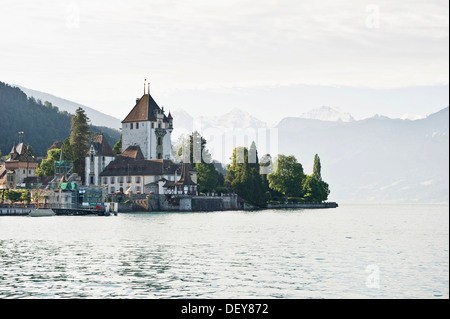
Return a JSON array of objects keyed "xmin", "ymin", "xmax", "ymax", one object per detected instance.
[{"xmin": 167, "ymin": 112, "xmax": 173, "ymax": 132}]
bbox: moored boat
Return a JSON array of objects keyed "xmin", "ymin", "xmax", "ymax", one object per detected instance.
[{"xmin": 29, "ymin": 209, "xmax": 55, "ymax": 217}]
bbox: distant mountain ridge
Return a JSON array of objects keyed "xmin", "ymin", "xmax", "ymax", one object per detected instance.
[
  {"xmin": 275, "ymin": 106, "xmax": 449, "ymax": 204},
  {"xmin": 300, "ymin": 105, "xmax": 355, "ymax": 122},
  {"xmin": 0, "ymin": 82, "xmax": 120, "ymax": 157},
  {"xmin": 15, "ymin": 85, "xmax": 122, "ymax": 129},
  {"xmin": 4, "ymin": 82, "xmax": 447, "ymax": 203},
  {"xmin": 172, "ymin": 106, "xmax": 449, "ymax": 204}
]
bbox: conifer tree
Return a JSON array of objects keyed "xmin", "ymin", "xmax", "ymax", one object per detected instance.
[
  {"xmin": 113, "ymin": 134, "xmax": 122, "ymax": 154},
  {"xmin": 313, "ymin": 153, "xmax": 322, "ymax": 180},
  {"xmin": 70, "ymin": 107, "xmax": 91, "ymax": 178},
  {"xmin": 226, "ymin": 143, "xmax": 267, "ymax": 207}
]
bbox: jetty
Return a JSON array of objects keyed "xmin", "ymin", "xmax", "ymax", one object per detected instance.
[
  {"xmin": 0, "ymin": 206, "xmax": 33, "ymax": 216},
  {"xmin": 267, "ymin": 202, "xmax": 338, "ymax": 209},
  {"xmin": 0, "ymin": 204, "xmax": 113, "ymax": 216}
]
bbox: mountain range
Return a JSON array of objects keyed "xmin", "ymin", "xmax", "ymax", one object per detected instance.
[
  {"xmin": 173, "ymin": 105, "xmax": 449, "ymax": 204},
  {"xmin": 16, "ymin": 85, "xmax": 122, "ymax": 129},
  {"xmin": 299, "ymin": 105, "xmax": 355, "ymax": 122},
  {"xmin": 11, "ymin": 84, "xmax": 449, "ymax": 204}
]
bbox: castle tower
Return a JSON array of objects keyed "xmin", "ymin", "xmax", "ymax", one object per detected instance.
[{"xmin": 121, "ymin": 86, "xmax": 173, "ymax": 160}]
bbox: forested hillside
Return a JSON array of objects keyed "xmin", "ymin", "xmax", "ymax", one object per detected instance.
[{"xmin": 0, "ymin": 82, "xmax": 120, "ymax": 157}]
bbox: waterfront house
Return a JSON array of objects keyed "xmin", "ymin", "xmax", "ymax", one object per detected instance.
[
  {"xmin": 86, "ymin": 85, "xmax": 197, "ymax": 196},
  {"xmin": 0, "ymin": 143, "xmax": 38, "ymax": 190}
]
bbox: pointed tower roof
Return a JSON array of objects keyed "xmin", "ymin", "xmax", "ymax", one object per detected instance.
[
  {"xmin": 122, "ymin": 94, "xmax": 170, "ymax": 123},
  {"xmin": 176, "ymin": 163, "xmax": 196, "ymax": 186},
  {"xmin": 89, "ymin": 134, "xmax": 116, "ymax": 157}
]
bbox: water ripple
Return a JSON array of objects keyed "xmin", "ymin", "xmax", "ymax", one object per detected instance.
[{"xmin": 0, "ymin": 205, "xmax": 448, "ymax": 298}]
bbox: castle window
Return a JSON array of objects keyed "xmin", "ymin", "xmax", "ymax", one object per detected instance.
[
  {"xmin": 90, "ymin": 153, "xmax": 94, "ymax": 162},
  {"xmin": 158, "ymin": 122, "xmax": 161, "ymax": 128},
  {"xmin": 136, "ymin": 122, "xmax": 139, "ymax": 129},
  {"xmin": 135, "ymin": 177, "xmax": 141, "ymax": 184},
  {"xmin": 158, "ymin": 137, "xmax": 162, "ymax": 146},
  {"xmin": 151, "ymin": 122, "xmax": 154, "ymax": 128},
  {"xmin": 110, "ymin": 177, "xmax": 115, "ymax": 184},
  {"xmin": 90, "ymin": 176, "xmax": 94, "ymax": 185},
  {"xmin": 130, "ymin": 123, "xmax": 133, "ymax": 129},
  {"xmin": 103, "ymin": 178, "xmax": 107, "ymax": 184}
]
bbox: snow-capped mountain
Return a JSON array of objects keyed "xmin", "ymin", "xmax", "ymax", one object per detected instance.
[
  {"xmin": 401, "ymin": 113, "xmax": 427, "ymax": 121},
  {"xmin": 300, "ymin": 105, "xmax": 355, "ymax": 122},
  {"xmin": 276, "ymin": 106, "xmax": 449, "ymax": 204},
  {"xmin": 200, "ymin": 108, "xmax": 268, "ymax": 130}
]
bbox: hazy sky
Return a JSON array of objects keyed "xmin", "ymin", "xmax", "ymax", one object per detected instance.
[{"xmin": 1, "ymin": 0, "xmax": 448, "ymax": 123}]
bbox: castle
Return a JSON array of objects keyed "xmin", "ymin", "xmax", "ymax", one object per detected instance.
[{"xmin": 84, "ymin": 85, "xmax": 197, "ymax": 196}]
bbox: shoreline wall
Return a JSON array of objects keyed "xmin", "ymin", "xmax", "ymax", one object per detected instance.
[{"xmin": 124, "ymin": 194, "xmax": 338, "ymax": 212}]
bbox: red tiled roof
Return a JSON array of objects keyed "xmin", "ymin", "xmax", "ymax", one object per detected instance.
[{"xmin": 122, "ymin": 94, "xmax": 170, "ymax": 123}]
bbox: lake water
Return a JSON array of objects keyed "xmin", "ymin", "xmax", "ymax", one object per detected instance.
[{"xmin": 0, "ymin": 204, "xmax": 448, "ymax": 299}]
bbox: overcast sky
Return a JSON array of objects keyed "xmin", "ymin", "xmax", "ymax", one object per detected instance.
[{"xmin": 1, "ymin": 0, "xmax": 448, "ymax": 123}]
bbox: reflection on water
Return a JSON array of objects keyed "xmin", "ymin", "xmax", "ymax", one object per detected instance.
[{"xmin": 0, "ymin": 205, "xmax": 448, "ymax": 298}]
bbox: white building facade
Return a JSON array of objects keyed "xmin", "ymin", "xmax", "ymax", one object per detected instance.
[
  {"xmin": 87, "ymin": 86, "xmax": 197, "ymax": 196},
  {"xmin": 121, "ymin": 92, "xmax": 173, "ymax": 160},
  {"xmin": 85, "ymin": 135, "xmax": 116, "ymax": 186}
]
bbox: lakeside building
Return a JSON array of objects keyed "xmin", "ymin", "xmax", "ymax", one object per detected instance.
[
  {"xmin": 122, "ymin": 88, "xmax": 173, "ymax": 160},
  {"xmin": 0, "ymin": 143, "xmax": 38, "ymax": 190},
  {"xmin": 84, "ymin": 134, "xmax": 116, "ymax": 186},
  {"xmin": 85, "ymin": 86, "xmax": 197, "ymax": 197},
  {"xmin": 1, "ymin": 85, "xmax": 201, "ymax": 211}
]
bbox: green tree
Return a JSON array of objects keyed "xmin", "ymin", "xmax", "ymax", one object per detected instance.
[
  {"xmin": 302, "ymin": 154, "xmax": 330, "ymax": 202},
  {"xmin": 36, "ymin": 148, "xmax": 61, "ymax": 176},
  {"xmin": 113, "ymin": 134, "xmax": 122, "ymax": 154},
  {"xmin": 61, "ymin": 138, "xmax": 74, "ymax": 161},
  {"xmin": 177, "ymin": 131, "xmax": 207, "ymax": 164},
  {"xmin": 21, "ymin": 191, "xmax": 31, "ymax": 204},
  {"xmin": 313, "ymin": 153, "xmax": 322, "ymax": 180},
  {"xmin": 196, "ymin": 162, "xmax": 219, "ymax": 193},
  {"xmin": 268, "ymin": 155, "xmax": 305, "ymax": 203},
  {"xmin": 177, "ymin": 132, "xmax": 223, "ymax": 194},
  {"xmin": 5, "ymin": 190, "xmax": 26, "ymax": 203},
  {"xmin": 225, "ymin": 143, "xmax": 267, "ymax": 207},
  {"xmin": 302, "ymin": 175, "xmax": 330, "ymax": 203},
  {"xmin": 70, "ymin": 107, "xmax": 91, "ymax": 177}
]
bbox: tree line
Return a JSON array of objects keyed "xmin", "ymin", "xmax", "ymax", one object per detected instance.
[
  {"xmin": 0, "ymin": 81, "xmax": 119, "ymax": 158},
  {"xmin": 179, "ymin": 132, "xmax": 330, "ymax": 207}
]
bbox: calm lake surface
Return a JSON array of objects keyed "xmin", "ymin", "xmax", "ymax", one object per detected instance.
[{"xmin": 0, "ymin": 204, "xmax": 448, "ymax": 299}]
